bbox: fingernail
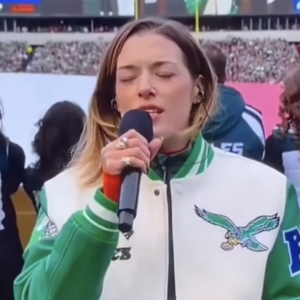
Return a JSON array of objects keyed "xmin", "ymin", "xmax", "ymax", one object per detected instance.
[{"xmin": 160, "ymin": 136, "xmax": 164, "ymax": 142}]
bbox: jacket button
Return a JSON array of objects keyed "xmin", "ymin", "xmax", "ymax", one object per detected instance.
[{"xmin": 154, "ymin": 189, "xmax": 160, "ymax": 196}]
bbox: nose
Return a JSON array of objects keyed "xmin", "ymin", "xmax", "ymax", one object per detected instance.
[
  {"xmin": 138, "ymin": 73, "xmax": 156, "ymax": 99},
  {"xmin": 138, "ymin": 88, "xmax": 155, "ymax": 99}
]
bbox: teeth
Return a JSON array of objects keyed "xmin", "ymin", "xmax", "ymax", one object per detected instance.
[{"xmin": 146, "ymin": 110, "xmax": 158, "ymax": 113}]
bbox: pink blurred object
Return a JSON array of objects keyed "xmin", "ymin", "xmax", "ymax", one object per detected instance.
[{"xmin": 227, "ymin": 82, "xmax": 282, "ymax": 136}]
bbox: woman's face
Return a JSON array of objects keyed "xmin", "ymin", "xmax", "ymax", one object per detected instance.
[{"xmin": 115, "ymin": 32, "xmax": 198, "ymax": 140}]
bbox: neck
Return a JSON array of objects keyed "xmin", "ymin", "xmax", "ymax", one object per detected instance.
[{"xmin": 160, "ymin": 135, "xmax": 190, "ymax": 155}]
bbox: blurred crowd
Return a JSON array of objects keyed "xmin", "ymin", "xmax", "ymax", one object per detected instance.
[
  {"xmin": 0, "ymin": 37, "xmax": 299, "ymax": 83},
  {"xmin": 0, "ymin": 42, "xmax": 28, "ymax": 73},
  {"xmin": 26, "ymin": 41, "xmax": 107, "ymax": 75},
  {"xmin": 215, "ymin": 38, "xmax": 299, "ymax": 83}
]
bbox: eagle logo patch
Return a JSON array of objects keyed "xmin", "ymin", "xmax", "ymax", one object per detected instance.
[{"xmin": 194, "ymin": 205, "xmax": 280, "ymax": 252}]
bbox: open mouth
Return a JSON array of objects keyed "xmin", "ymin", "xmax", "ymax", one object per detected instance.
[
  {"xmin": 140, "ymin": 106, "xmax": 164, "ymax": 119},
  {"xmin": 144, "ymin": 109, "xmax": 163, "ymax": 116},
  {"xmin": 145, "ymin": 109, "xmax": 164, "ymax": 121}
]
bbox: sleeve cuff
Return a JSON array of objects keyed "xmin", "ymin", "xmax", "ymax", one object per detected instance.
[{"xmin": 73, "ymin": 189, "xmax": 119, "ymax": 243}]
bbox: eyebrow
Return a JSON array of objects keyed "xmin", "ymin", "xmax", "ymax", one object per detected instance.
[{"xmin": 117, "ymin": 60, "xmax": 176, "ymax": 70}]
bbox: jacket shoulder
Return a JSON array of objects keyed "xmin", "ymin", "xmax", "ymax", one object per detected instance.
[
  {"xmin": 211, "ymin": 148, "xmax": 287, "ymax": 216},
  {"xmin": 45, "ymin": 168, "xmax": 78, "ymax": 191},
  {"xmin": 213, "ymin": 147, "xmax": 286, "ymax": 186},
  {"xmin": 43, "ymin": 168, "xmax": 94, "ymax": 230}
]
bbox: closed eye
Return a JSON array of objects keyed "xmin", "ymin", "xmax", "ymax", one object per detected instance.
[
  {"xmin": 156, "ymin": 72, "xmax": 174, "ymax": 78},
  {"xmin": 119, "ymin": 76, "xmax": 136, "ymax": 82}
]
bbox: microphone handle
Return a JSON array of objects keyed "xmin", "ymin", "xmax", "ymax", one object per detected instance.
[{"xmin": 118, "ymin": 169, "xmax": 141, "ymax": 233}]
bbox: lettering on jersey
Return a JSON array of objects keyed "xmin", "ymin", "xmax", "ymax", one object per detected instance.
[
  {"xmin": 195, "ymin": 206, "xmax": 279, "ymax": 252},
  {"xmin": 283, "ymin": 227, "xmax": 300, "ymax": 277},
  {"xmin": 42, "ymin": 221, "xmax": 58, "ymax": 239},
  {"xmin": 112, "ymin": 247, "xmax": 132, "ymax": 261},
  {"xmin": 123, "ymin": 230, "xmax": 134, "ymax": 240},
  {"xmin": 220, "ymin": 142, "xmax": 244, "ymax": 155}
]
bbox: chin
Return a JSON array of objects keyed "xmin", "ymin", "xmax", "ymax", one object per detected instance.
[
  {"xmin": 153, "ymin": 127, "xmax": 176, "ymax": 140},
  {"xmin": 153, "ymin": 126, "xmax": 166, "ymax": 139}
]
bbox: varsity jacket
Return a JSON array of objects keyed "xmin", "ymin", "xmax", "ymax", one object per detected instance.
[{"xmin": 14, "ymin": 135, "xmax": 300, "ymax": 300}]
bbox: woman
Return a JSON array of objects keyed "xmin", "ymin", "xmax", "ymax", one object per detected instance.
[
  {"xmin": 15, "ymin": 18, "xmax": 300, "ymax": 300},
  {"xmin": 0, "ymin": 103, "xmax": 25, "ymax": 300},
  {"xmin": 264, "ymin": 67, "xmax": 300, "ymax": 202},
  {"xmin": 23, "ymin": 101, "xmax": 86, "ymax": 210}
]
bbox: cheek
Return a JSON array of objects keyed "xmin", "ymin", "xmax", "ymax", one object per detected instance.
[
  {"xmin": 164, "ymin": 77, "xmax": 194, "ymax": 114},
  {"xmin": 115, "ymin": 82, "xmax": 135, "ymax": 114}
]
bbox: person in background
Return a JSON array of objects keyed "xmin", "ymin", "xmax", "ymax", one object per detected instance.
[
  {"xmin": 99, "ymin": 0, "xmax": 118, "ymax": 16},
  {"xmin": 267, "ymin": 0, "xmax": 294, "ymax": 15},
  {"xmin": 185, "ymin": 0, "xmax": 237, "ymax": 15},
  {"xmin": 15, "ymin": 18, "xmax": 300, "ymax": 300},
  {"xmin": 139, "ymin": 0, "xmax": 188, "ymax": 17},
  {"xmin": 0, "ymin": 102, "xmax": 25, "ymax": 300},
  {"xmin": 23, "ymin": 101, "xmax": 86, "ymax": 210},
  {"xmin": 264, "ymin": 66, "xmax": 300, "ymax": 204},
  {"xmin": 237, "ymin": 0, "xmax": 267, "ymax": 14},
  {"xmin": 202, "ymin": 42, "xmax": 265, "ymax": 160}
]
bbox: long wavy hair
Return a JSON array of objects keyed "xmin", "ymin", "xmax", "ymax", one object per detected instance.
[
  {"xmin": 32, "ymin": 101, "xmax": 86, "ymax": 182},
  {"xmin": 71, "ymin": 17, "xmax": 219, "ymax": 188},
  {"xmin": 279, "ymin": 66, "xmax": 300, "ymax": 136}
]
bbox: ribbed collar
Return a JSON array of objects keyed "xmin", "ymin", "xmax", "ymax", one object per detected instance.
[{"xmin": 149, "ymin": 134, "xmax": 214, "ymax": 181}]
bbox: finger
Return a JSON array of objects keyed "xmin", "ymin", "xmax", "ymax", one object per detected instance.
[
  {"xmin": 103, "ymin": 157, "xmax": 147, "ymax": 175},
  {"xmin": 127, "ymin": 137, "xmax": 151, "ymax": 158},
  {"xmin": 108, "ymin": 147, "xmax": 150, "ymax": 169},
  {"xmin": 149, "ymin": 138, "xmax": 163, "ymax": 160},
  {"xmin": 121, "ymin": 157, "xmax": 148, "ymax": 173},
  {"xmin": 119, "ymin": 129, "xmax": 149, "ymax": 145}
]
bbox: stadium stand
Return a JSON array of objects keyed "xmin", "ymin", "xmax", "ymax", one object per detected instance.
[{"xmin": 0, "ymin": 36, "xmax": 298, "ymax": 83}]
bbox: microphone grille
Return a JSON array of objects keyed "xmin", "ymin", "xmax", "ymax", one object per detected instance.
[{"xmin": 119, "ymin": 109, "xmax": 153, "ymax": 143}]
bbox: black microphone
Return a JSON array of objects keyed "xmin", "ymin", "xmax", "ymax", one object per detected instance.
[{"xmin": 118, "ymin": 109, "xmax": 153, "ymax": 233}]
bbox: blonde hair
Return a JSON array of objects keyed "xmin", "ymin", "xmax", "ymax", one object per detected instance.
[{"xmin": 71, "ymin": 17, "xmax": 218, "ymax": 188}]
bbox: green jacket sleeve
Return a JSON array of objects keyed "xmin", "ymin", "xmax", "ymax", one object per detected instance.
[
  {"xmin": 14, "ymin": 188, "xmax": 119, "ymax": 300},
  {"xmin": 263, "ymin": 183, "xmax": 300, "ymax": 299}
]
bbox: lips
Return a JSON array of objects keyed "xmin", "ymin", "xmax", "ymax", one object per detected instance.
[
  {"xmin": 138, "ymin": 106, "xmax": 164, "ymax": 122},
  {"xmin": 139, "ymin": 106, "xmax": 164, "ymax": 115}
]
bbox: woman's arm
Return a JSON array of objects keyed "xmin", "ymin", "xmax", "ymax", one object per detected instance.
[
  {"xmin": 3, "ymin": 141, "xmax": 25, "ymax": 195},
  {"xmin": 23, "ymin": 166, "xmax": 44, "ymax": 212},
  {"xmin": 14, "ymin": 188, "xmax": 119, "ymax": 300},
  {"xmin": 262, "ymin": 183, "xmax": 300, "ymax": 299}
]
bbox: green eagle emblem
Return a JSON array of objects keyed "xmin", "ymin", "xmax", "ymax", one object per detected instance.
[{"xmin": 194, "ymin": 206, "xmax": 280, "ymax": 252}]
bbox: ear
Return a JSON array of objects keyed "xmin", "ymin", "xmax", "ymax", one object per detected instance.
[
  {"xmin": 193, "ymin": 85, "xmax": 198, "ymax": 101},
  {"xmin": 193, "ymin": 75, "xmax": 204, "ymax": 104}
]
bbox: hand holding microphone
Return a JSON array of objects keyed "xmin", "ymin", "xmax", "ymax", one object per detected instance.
[
  {"xmin": 101, "ymin": 129, "xmax": 161, "ymax": 175},
  {"xmin": 101, "ymin": 110, "xmax": 162, "ymax": 233}
]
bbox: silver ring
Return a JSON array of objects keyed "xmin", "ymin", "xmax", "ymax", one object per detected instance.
[
  {"xmin": 121, "ymin": 156, "xmax": 131, "ymax": 168},
  {"xmin": 116, "ymin": 136, "xmax": 129, "ymax": 150}
]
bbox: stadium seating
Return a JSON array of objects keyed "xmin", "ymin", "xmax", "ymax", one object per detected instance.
[{"xmin": 0, "ymin": 36, "xmax": 298, "ymax": 83}]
